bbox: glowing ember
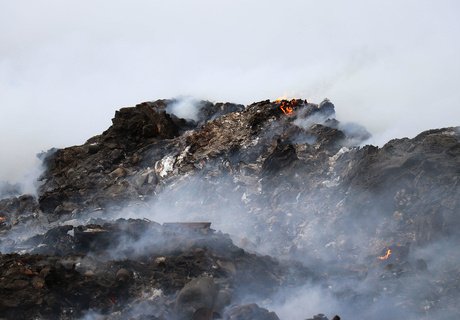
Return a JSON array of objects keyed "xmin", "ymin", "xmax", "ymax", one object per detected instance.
[
  {"xmin": 280, "ymin": 104, "xmax": 294, "ymax": 115},
  {"xmin": 277, "ymin": 99, "xmax": 297, "ymax": 116},
  {"xmin": 378, "ymin": 248, "xmax": 392, "ymax": 260}
]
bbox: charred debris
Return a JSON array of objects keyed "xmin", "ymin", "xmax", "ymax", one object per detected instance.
[{"xmin": 0, "ymin": 98, "xmax": 459, "ymax": 319}]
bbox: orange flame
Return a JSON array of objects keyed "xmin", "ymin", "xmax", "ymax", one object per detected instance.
[
  {"xmin": 280, "ymin": 104, "xmax": 294, "ymax": 115},
  {"xmin": 378, "ymin": 248, "xmax": 392, "ymax": 260},
  {"xmin": 277, "ymin": 99, "xmax": 297, "ymax": 116}
]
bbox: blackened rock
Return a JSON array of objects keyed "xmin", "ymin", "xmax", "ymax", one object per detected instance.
[
  {"xmin": 109, "ymin": 102, "xmax": 180, "ymax": 143},
  {"xmin": 318, "ymin": 99, "xmax": 336, "ymax": 118},
  {"xmin": 38, "ymin": 193, "xmax": 65, "ymax": 214},
  {"xmin": 28, "ymin": 225, "xmax": 74, "ymax": 255},
  {"xmin": 192, "ymin": 307, "xmax": 215, "ymax": 320},
  {"xmin": 308, "ymin": 124, "xmax": 345, "ymax": 151},
  {"xmin": 0, "ymin": 194, "xmax": 39, "ymax": 216},
  {"xmin": 296, "ymin": 99, "xmax": 336, "ymax": 122},
  {"xmin": 262, "ymin": 142, "xmax": 298, "ymax": 176},
  {"xmin": 175, "ymin": 276, "xmax": 218, "ymax": 319},
  {"xmin": 116, "ymin": 268, "xmax": 133, "ymax": 283},
  {"xmin": 197, "ymin": 101, "xmax": 245, "ymax": 124},
  {"xmin": 225, "ymin": 304, "xmax": 280, "ymax": 320}
]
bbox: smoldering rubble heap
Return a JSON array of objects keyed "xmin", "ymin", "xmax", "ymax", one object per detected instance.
[{"xmin": 0, "ymin": 98, "xmax": 459, "ymax": 319}]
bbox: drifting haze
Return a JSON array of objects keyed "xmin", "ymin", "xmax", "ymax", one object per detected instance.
[{"xmin": 1, "ymin": 0, "xmax": 459, "ymax": 181}]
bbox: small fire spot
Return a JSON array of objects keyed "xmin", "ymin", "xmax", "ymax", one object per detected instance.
[
  {"xmin": 276, "ymin": 99, "xmax": 298, "ymax": 116},
  {"xmin": 378, "ymin": 248, "xmax": 392, "ymax": 261}
]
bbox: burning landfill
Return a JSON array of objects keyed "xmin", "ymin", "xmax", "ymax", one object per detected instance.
[{"xmin": 0, "ymin": 98, "xmax": 459, "ymax": 319}]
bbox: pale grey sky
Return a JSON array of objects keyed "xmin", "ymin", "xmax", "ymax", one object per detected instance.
[{"xmin": 1, "ymin": 0, "xmax": 459, "ymax": 181}]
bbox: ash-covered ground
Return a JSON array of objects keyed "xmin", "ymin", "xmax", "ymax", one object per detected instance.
[{"xmin": 0, "ymin": 98, "xmax": 459, "ymax": 319}]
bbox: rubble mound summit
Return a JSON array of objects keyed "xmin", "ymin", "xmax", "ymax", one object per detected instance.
[
  {"xmin": 1, "ymin": 98, "xmax": 459, "ymax": 319},
  {"xmin": 37, "ymin": 98, "xmax": 362, "ymax": 216}
]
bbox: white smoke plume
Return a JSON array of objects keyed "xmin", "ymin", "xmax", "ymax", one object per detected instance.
[
  {"xmin": 166, "ymin": 97, "xmax": 201, "ymax": 121},
  {"xmin": 0, "ymin": 156, "xmax": 44, "ymax": 199}
]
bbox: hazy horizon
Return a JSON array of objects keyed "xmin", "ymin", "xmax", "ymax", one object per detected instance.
[{"xmin": 1, "ymin": 0, "xmax": 459, "ymax": 181}]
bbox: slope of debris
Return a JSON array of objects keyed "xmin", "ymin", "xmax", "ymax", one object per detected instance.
[
  {"xmin": 0, "ymin": 98, "xmax": 459, "ymax": 319},
  {"xmin": 0, "ymin": 220, "xmax": 310, "ymax": 319}
]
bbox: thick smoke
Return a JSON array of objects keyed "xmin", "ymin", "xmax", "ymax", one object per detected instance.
[
  {"xmin": 166, "ymin": 97, "xmax": 201, "ymax": 122},
  {"xmin": 113, "ymin": 174, "xmax": 256, "ymax": 251},
  {"xmin": 0, "ymin": 156, "xmax": 44, "ymax": 199},
  {"xmin": 0, "ymin": 182, "xmax": 20, "ymax": 200}
]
